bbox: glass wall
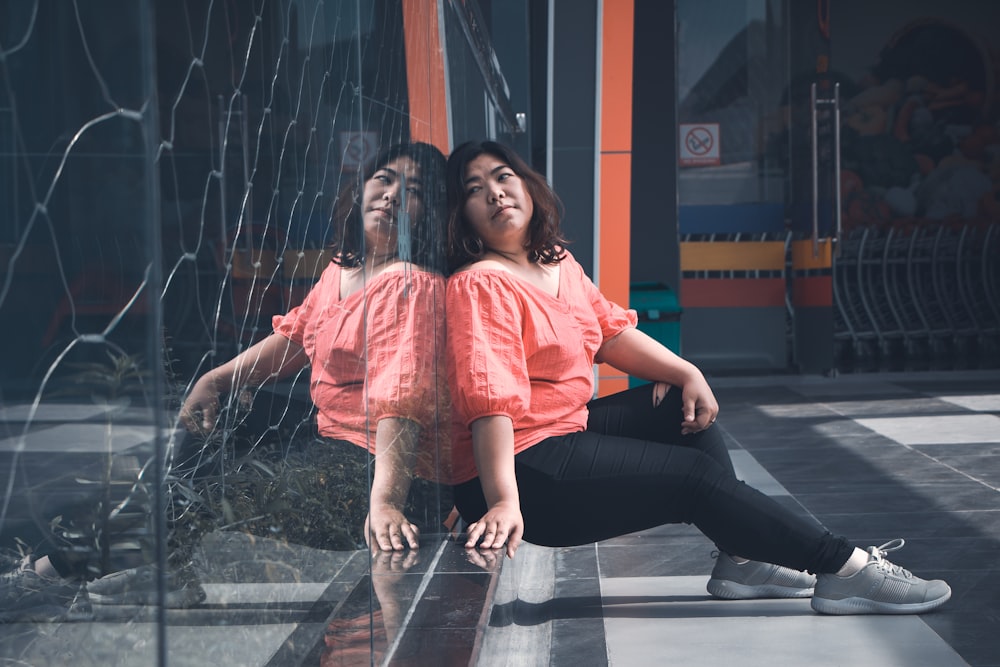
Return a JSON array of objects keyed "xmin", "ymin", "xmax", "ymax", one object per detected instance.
[
  {"xmin": 1, "ymin": 2, "xmax": 169, "ymax": 661},
  {"xmin": 675, "ymin": 0, "xmax": 791, "ymax": 235},
  {"xmin": 1, "ymin": 0, "xmax": 525, "ymax": 663},
  {"xmin": 674, "ymin": 0, "xmax": 1000, "ymax": 372}
]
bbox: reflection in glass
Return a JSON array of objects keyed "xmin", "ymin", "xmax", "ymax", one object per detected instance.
[
  {"xmin": 2, "ymin": 1, "xmax": 453, "ymax": 664},
  {"xmin": 176, "ymin": 142, "xmax": 449, "ymax": 552},
  {"xmin": 676, "ymin": 0, "xmax": 789, "ymax": 212}
]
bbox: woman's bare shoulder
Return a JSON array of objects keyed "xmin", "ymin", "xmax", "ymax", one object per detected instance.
[{"xmin": 451, "ymin": 259, "xmax": 510, "ymax": 275}]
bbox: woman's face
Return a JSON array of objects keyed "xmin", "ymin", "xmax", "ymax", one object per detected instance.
[
  {"xmin": 461, "ymin": 153, "xmax": 534, "ymax": 252},
  {"xmin": 362, "ymin": 156, "xmax": 424, "ymax": 254}
]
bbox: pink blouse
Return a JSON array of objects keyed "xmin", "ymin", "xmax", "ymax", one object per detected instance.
[
  {"xmin": 446, "ymin": 251, "xmax": 637, "ymax": 483},
  {"xmin": 272, "ymin": 263, "xmax": 450, "ymax": 481}
]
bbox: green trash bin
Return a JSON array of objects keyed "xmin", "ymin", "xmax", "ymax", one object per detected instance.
[{"xmin": 628, "ymin": 282, "xmax": 682, "ymax": 387}]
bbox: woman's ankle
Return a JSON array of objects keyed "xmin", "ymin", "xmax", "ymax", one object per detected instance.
[{"xmin": 834, "ymin": 548, "xmax": 868, "ymax": 577}]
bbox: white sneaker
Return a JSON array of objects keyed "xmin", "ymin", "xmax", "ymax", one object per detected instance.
[
  {"xmin": 812, "ymin": 539, "xmax": 951, "ymax": 615},
  {"xmin": 707, "ymin": 552, "xmax": 815, "ymax": 599}
]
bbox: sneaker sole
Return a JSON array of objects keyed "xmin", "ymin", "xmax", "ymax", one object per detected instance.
[
  {"xmin": 707, "ymin": 578, "xmax": 814, "ymax": 600},
  {"xmin": 89, "ymin": 587, "xmax": 206, "ymax": 608},
  {"xmin": 811, "ymin": 589, "xmax": 952, "ymax": 615}
]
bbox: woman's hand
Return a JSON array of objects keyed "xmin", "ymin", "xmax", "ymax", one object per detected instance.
[
  {"xmin": 366, "ymin": 505, "xmax": 420, "ymax": 551},
  {"xmin": 463, "ymin": 544, "xmax": 503, "ymax": 572},
  {"xmin": 464, "ymin": 500, "xmax": 523, "ymax": 558},
  {"xmin": 597, "ymin": 328, "xmax": 720, "ymax": 434},
  {"xmin": 679, "ymin": 373, "xmax": 720, "ymax": 435},
  {"xmin": 468, "ymin": 417, "xmax": 523, "ymax": 558},
  {"xmin": 179, "ymin": 334, "xmax": 307, "ymax": 433},
  {"xmin": 179, "ymin": 374, "xmax": 222, "ymax": 432},
  {"xmin": 368, "ymin": 418, "xmax": 420, "ymax": 551}
]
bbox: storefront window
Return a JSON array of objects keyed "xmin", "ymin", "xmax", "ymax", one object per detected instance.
[{"xmin": 676, "ymin": 0, "xmax": 790, "ymax": 233}]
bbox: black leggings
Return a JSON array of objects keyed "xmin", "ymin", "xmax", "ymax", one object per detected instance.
[{"xmin": 453, "ymin": 384, "xmax": 854, "ymax": 574}]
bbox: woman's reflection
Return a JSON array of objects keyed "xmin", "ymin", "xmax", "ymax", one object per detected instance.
[
  {"xmin": 67, "ymin": 143, "xmax": 454, "ymax": 612},
  {"xmin": 179, "ymin": 141, "xmax": 452, "ymax": 550}
]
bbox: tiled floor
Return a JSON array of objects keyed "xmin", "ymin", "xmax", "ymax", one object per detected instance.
[
  {"xmin": 2, "ymin": 370, "xmax": 998, "ymax": 665},
  {"xmin": 0, "ymin": 402, "xmax": 500, "ymax": 666},
  {"xmin": 0, "ymin": 531, "xmax": 500, "ymax": 666},
  {"xmin": 480, "ymin": 370, "xmax": 999, "ymax": 666}
]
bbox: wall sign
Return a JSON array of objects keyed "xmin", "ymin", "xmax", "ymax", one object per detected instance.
[
  {"xmin": 679, "ymin": 123, "xmax": 720, "ymax": 167},
  {"xmin": 339, "ymin": 131, "xmax": 379, "ymax": 169}
]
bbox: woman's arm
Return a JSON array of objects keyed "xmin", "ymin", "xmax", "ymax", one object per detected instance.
[
  {"xmin": 597, "ymin": 327, "xmax": 719, "ymax": 433},
  {"xmin": 180, "ymin": 333, "xmax": 308, "ymax": 431},
  {"xmin": 466, "ymin": 415, "xmax": 523, "ymax": 558},
  {"xmin": 366, "ymin": 417, "xmax": 421, "ymax": 551}
]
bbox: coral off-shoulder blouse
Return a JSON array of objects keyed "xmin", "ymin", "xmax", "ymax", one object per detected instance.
[
  {"xmin": 272, "ymin": 262, "xmax": 450, "ymax": 481},
  {"xmin": 446, "ymin": 251, "xmax": 637, "ymax": 483}
]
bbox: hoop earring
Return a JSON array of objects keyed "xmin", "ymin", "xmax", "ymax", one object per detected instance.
[{"xmin": 462, "ymin": 235, "xmax": 484, "ymax": 257}]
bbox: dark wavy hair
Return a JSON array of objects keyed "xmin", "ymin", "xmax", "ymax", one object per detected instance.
[
  {"xmin": 446, "ymin": 140, "xmax": 567, "ymax": 271},
  {"xmin": 329, "ymin": 142, "xmax": 447, "ymax": 273}
]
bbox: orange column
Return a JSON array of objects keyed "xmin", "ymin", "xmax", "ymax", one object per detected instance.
[
  {"xmin": 402, "ymin": 0, "xmax": 450, "ymax": 153},
  {"xmin": 596, "ymin": 0, "xmax": 634, "ymax": 396}
]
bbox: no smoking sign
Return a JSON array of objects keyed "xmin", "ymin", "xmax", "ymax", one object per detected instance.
[
  {"xmin": 679, "ymin": 123, "xmax": 720, "ymax": 167},
  {"xmin": 339, "ymin": 131, "xmax": 379, "ymax": 170}
]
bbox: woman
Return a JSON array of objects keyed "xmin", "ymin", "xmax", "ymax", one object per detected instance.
[
  {"xmin": 443, "ymin": 140, "xmax": 949, "ymax": 615},
  {"xmin": 179, "ymin": 141, "xmax": 452, "ymax": 552}
]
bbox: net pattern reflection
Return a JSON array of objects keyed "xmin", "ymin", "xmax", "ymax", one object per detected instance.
[{"xmin": 0, "ymin": 0, "xmax": 451, "ymax": 635}]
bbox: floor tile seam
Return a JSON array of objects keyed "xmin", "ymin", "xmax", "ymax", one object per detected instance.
[
  {"xmin": 723, "ymin": 437, "xmax": 905, "ymax": 445},
  {"xmin": 787, "ymin": 481, "xmax": 1000, "ymax": 491},
  {"xmin": 477, "ymin": 545, "xmax": 558, "ymax": 667},
  {"xmin": 788, "ymin": 484, "xmax": 1000, "ymax": 499},
  {"xmin": 801, "ymin": 508, "xmax": 1000, "ymax": 517},
  {"xmin": 784, "ymin": 475, "xmax": 996, "ymax": 494},
  {"xmin": 721, "ymin": 432, "xmax": 826, "ymax": 525},
  {"xmin": 822, "ymin": 399, "xmax": 1000, "ymax": 412},
  {"xmin": 592, "ymin": 537, "xmax": 609, "ymax": 661},
  {"xmin": 897, "ymin": 447, "xmax": 1000, "ymax": 492},
  {"xmin": 383, "ymin": 539, "xmax": 454, "ymax": 665},
  {"xmin": 725, "ymin": 414, "xmax": 1000, "ymax": 504},
  {"xmin": 598, "ymin": 574, "xmax": 699, "ymax": 580},
  {"xmin": 591, "ymin": 542, "xmax": 602, "ymax": 577},
  {"xmin": 591, "ymin": 542, "xmax": 715, "ymax": 552},
  {"xmin": 707, "ymin": 372, "xmax": 994, "ymax": 389},
  {"xmin": 556, "ymin": 544, "xmax": 609, "ymax": 667},
  {"xmin": 795, "ymin": 496, "xmax": 1000, "ymax": 506}
]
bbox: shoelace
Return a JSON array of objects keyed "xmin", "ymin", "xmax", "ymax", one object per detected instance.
[{"xmin": 868, "ymin": 538, "xmax": 914, "ymax": 579}]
